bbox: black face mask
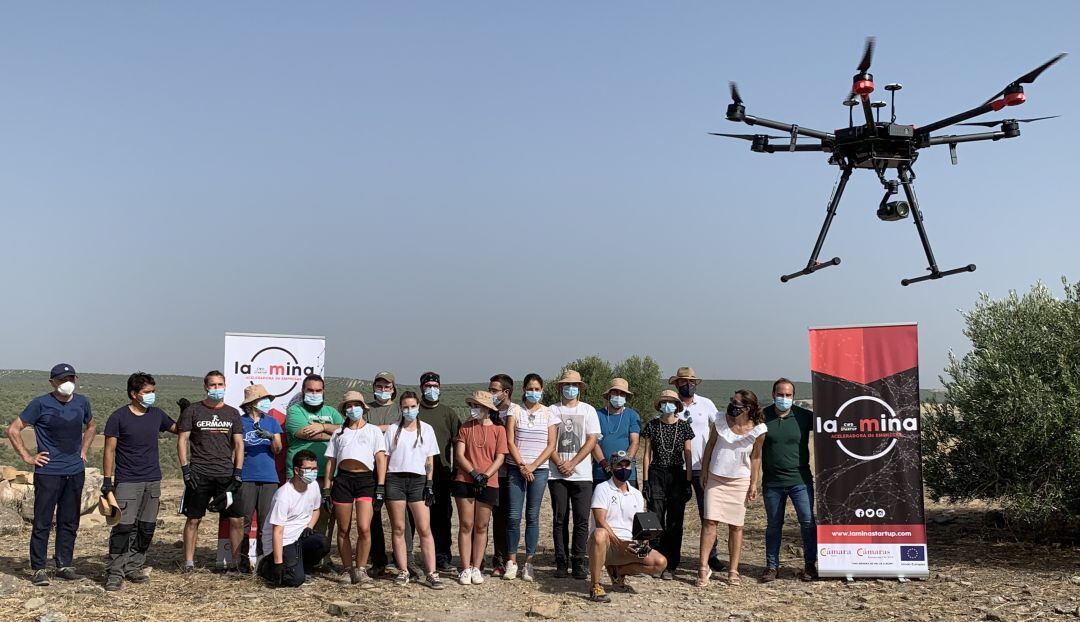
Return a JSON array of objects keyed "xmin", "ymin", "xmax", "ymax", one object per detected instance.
[{"xmin": 677, "ymin": 384, "xmax": 696, "ymax": 399}]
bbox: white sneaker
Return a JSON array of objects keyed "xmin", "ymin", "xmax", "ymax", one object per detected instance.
[
  {"xmin": 521, "ymin": 562, "xmax": 535, "ymax": 582},
  {"xmin": 470, "ymin": 567, "xmax": 485, "ymax": 584},
  {"xmin": 458, "ymin": 568, "xmax": 473, "ymax": 585},
  {"xmin": 503, "ymin": 560, "xmax": 518, "ymax": 580}
]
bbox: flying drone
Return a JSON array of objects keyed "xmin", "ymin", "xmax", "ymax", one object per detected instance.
[{"xmin": 714, "ymin": 38, "xmax": 1066, "ymax": 286}]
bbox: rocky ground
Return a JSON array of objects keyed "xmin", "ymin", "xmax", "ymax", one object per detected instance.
[{"xmin": 1, "ymin": 479, "xmax": 1078, "ymax": 622}]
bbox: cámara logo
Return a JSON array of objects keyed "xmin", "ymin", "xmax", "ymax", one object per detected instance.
[
  {"xmin": 816, "ymin": 395, "xmax": 919, "ymax": 461},
  {"xmin": 231, "ymin": 346, "xmax": 316, "ymax": 399}
]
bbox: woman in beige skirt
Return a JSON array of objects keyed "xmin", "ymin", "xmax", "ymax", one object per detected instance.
[{"xmin": 697, "ymin": 389, "xmax": 767, "ymax": 586}]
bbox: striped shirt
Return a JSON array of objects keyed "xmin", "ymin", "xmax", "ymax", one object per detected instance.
[{"xmin": 503, "ymin": 403, "xmax": 559, "ymax": 468}]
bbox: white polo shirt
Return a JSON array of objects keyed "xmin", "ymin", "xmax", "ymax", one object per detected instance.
[
  {"xmin": 589, "ymin": 478, "xmax": 644, "ymax": 541},
  {"xmin": 678, "ymin": 395, "xmax": 719, "ymax": 471}
]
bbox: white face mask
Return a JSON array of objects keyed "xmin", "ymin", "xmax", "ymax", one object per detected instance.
[{"xmin": 56, "ymin": 381, "xmax": 76, "ymax": 397}]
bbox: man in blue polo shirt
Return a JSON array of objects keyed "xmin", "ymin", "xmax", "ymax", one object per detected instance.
[{"xmin": 5, "ymin": 363, "xmax": 96, "ymax": 587}]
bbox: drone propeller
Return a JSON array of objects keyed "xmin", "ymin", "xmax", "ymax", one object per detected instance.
[
  {"xmin": 729, "ymin": 81, "xmax": 743, "ymax": 105},
  {"xmin": 856, "ymin": 36, "xmax": 876, "ymax": 72},
  {"xmin": 982, "ymin": 53, "xmax": 1067, "ymax": 105},
  {"xmin": 957, "ymin": 115, "xmax": 1059, "ymax": 128},
  {"xmin": 708, "ymin": 132, "xmax": 785, "ymax": 140}
]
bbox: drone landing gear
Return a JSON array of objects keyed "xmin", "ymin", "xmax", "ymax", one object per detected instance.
[
  {"xmin": 780, "ymin": 166, "xmax": 852, "ymax": 283},
  {"xmin": 896, "ymin": 165, "xmax": 976, "ymax": 286}
]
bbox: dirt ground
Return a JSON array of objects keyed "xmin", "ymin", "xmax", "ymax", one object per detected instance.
[{"xmin": 1, "ymin": 479, "xmax": 1078, "ymax": 622}]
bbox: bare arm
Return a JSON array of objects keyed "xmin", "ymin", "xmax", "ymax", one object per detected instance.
[
  {"xmin": 747, "ymin": 434, "xmax": 766, "ymax": 501},
  {"xmin": 531, "ymin": 424, "xmax": 558, "ymax": 469},
  {"xmin": 484, "ymin": 452, "xmax": 505, "ymax": 479},
  {"xmin": 505, "ymin": 415, "xmax": 527, "ymax": 467},
  {"xmin": 232, "ymin": 433, "xmax": 244, "ymax": 470},
  {"xmin": 375, "ymin": 451, "xmax": 387, "ymax": 486},
  {"xmin": 166, "ymin": 421, "xmax": 179, "ymax": 434},
  {"xmin": 627, "ymin": 432, "xmax": 640, "ymax": 459},
  {"xmin": 272, "ymin": 525, "xmax": 285, "ymax": 563},
  {"xmin": 306, "ymin": 507, "xmax": 320, "ymax": 529},
  {"xmin": 683, "ymin": 439, "xmax": 693, "ymax": 481},
  {"xmin": 323, "ymin": 457, "xmax": 336, "ymax": 491},
  {"xmin": 295, "ymin": 424, "xmax": 332, "ymax": 441},
  {"xmin": 80, "ymin": 419, "xmax": 96, "ymax": 463},
  {"xmin": 7, "ymin": 418, "xmax": 48, "ymax": 467},
  {"xmin": 271, "ymin": 433, "xmax": 282, "ymax": 455},
  {"xmin": 454, "ymin": 440, "xmax": 475, "ymax": 474},
  {"xmin": 642, "ymin": 437, "xmax": 652, "ymax": 480},
  {"xmin": 571, "ymin": 434, "xmax": 598, "ymax": 468},
  {"xmin": 591, "ymin": 440, "xmax": 606, "ymax": 464},
  {"xmin": 103, "ymin": 435, "xmax": 117, "ymax": 478},
  {"xmin": 178, "ymin": 430, "xmax": 191, "ymax": 466},
  {"xmin": 700, "ymin": 425, "xmax": 718, "ymax": 487}
]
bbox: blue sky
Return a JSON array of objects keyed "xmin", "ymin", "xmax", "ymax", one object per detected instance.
[{"xmin": 1, "ymin": 2, "xmax": 1076, "ymax": 385}]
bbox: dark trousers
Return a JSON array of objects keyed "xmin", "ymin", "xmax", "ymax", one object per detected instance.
[
  {"xmin": 431, "ymin": 473, "xmax": 454, "ymax": 567},
  {"xmin": 258, "ymin": 532, "xmax": 330, "ymax": 587},
  {"xmin": 691, "ymin": 469, "xmax": 720, "ymax": 562},
  {"xmin": 647, "ymin": 466, "xmax": 691, "ymax": 572},
  {"xmin": 548, "ymin": 479, "xmax": 592, "ymax": 566},
  {"xmin": 491, "ymin": 472, "xmax": 510, "ymax": 567},
  {"xmin": 371, "ymin": 502, "xmax": 413, "ymax": 568},
  {"xmin": 236, "ymin": 481, "xmax": 277, "ymax": 557},
  {"xmin": 30, "ymin": 471, "xmax": 84, "ymax": 571},
  {"xmin": 107, "ymin": 480, "xmax": 160, "ymax": 577}
]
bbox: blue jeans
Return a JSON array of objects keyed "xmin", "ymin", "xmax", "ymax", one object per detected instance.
[
  {"xmin": 506, "ymin": 467, "xmax": 549, "ymax": 559},
  {"xmin": 763, "ymin": 483, "xmax": 817, "ymax": 569}
]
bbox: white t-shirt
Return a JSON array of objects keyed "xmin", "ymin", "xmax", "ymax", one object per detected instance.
[
  {"xmin": 324, "ymin": 423, "xmax": 385, "ymax": 470},
  {"xmin": 678, "ymin": 395, "xmax": 719, "ymax": 471},
  {"xmin": 262, "ymin": 480, "xmax": 321, "ymax": 554},
  {"xmin": 384, "ymin": 421, "xmax": 440, "ymax": 475},
  {"xmin": 708, "ymin": 418, "xmax": 769, "ymax": 479},
  {"xmin": 589, "ymin": 478, "xmax": 644, "ymax": 541},
  {"xmin": 503, "ymin": 403, "xmax": 559, "ymax": 468},
  {"xmin": 548, "ymin": 402, "xmax": 602, "ymax": 482}
]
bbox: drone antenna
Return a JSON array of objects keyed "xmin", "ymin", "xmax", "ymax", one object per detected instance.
[
  {"xmin": 843, "ymin": 94, "xmax": 858, "ymax": 128},
  {"xmin": 884, "ymin": 83, "xmax": 902, "ymax": 123},
  {"xmin": 871, "ymin": 101, "xmax": 887, "ymax": 123}
]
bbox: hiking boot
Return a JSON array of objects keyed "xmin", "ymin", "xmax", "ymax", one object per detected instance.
[
  {"xmin": 609, "ymin": 568, "xmax": 636, "ymax": 594},
  {"xmin": 589, "ymin": 583, "xmax": 611, "ymax": 603},
  {"xmin": 759, "ymin": 567, "xmax": 779, "ymax": 583},
  {"xmin": 56, "ymin": 567, "xmax": 85, "ymax": 581},
  {"xmin": 393, "ymin": 569, "xmax": 410, "ymax": 586},
  {"xmin": 424, "ymin": 572, "xmax": 445, "ymax": 590},
  {"xmin": 571, "ymin": 558, "xmax": 588, "ymax": 580},
  {"xmin": 353, "ymin": 566, "xmax": 375, "ymax": 589},
  {"xmin": 553, "ymin": 563, "xmax": 569, "ymax": 579},
  {"xmin": 801, "ymin": 564, "xmax": 819, "ymax": 581},
  {"xmin": 105, "ymin": 575, "xmax": 124, "ymax": 592},
  {"xmin": 126, "ymin": 570, "xmax": 151, "ymax": 584},
  {"xmin": 31, "ymin": 569, "xmax": 50, "ymax": 587}
]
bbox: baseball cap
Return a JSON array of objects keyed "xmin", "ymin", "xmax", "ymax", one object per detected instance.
[
  {"xmin": 374, "ymin": 371, "xmax": 396, "ymax": 384},
  {"xmin": 50, "ymin": 363, "xmax": 77, "ymax": 380},
  {"xmin": 420, "ymin": 371, "xmax": 441, "ymax": 385},
  {"xmin": 608, "ymin": 450, "xmax": 633, "ymax": 466}
]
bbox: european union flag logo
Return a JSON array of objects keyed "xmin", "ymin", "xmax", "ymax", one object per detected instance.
[{"xmin": 900, "ymin": 545, "xmax": 926, "ymax": 561}]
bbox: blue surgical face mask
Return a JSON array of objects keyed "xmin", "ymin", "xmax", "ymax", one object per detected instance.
[
  {"xmin": 300, "ymin": 468, "xmax": 318, "ymax": 484},
  {"xmin": 256, "ymin": 398, "xmax": 272, "ymax": 414},
  {"xmin": 304, "ymin": 392, "xmax": 324, "ymax": 407},
  {"xmin": 423, "ymin": 387, "xmax": 440, "ymax": 402},
  {"xmin": 609, "ymin": 395, "xmax": 626, "ymax": 409},
  {"xmin": 659, "ymin": 402, "xmax": 677, "ymax": 415},
  {"xmin": 139, "ymin": 392, "xmax": 156, "ymax": 407},
  {"xmin": 374, "ymin": 390, "xmax": 392, "ymax": 402},
  {"xmin": 612, "ymin": 467, "xmax": 632, "ymax": 482},
  {"xmin": 207, "ymin": 388, "xmax": 226, "ymax": 402},
  {"xmin": 524, "ymin": 390, "xmax": 543, "ymax": 404},
  {"xmin": 491, "ymin": 391, "xmax": 503, "ymax": 406},
  {"xmin": 562, "ymin": 385, "xmax": 580, "ymax": 400},
  {"xmin": 346, "ymin": 406, "xmax": 365, "ymax": 421},
  {"xmin": 402, "ymin": 408, "xmax": 419, "ymax": 421},
  {"xmin": 774, "ymin": 397, "xmax": 794, "ymax": 412}
]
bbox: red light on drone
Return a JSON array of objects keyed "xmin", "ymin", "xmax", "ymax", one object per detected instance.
[
  {"xmin": 1004, "ymin": 91, "xmax": 1026, "ymax": 106},
  {"xmin": 853, "ymin": 80, "xmax": 874, "ymax": 95}
]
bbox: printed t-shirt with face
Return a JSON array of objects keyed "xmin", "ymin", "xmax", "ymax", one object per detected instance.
[
  {"xmin": 504, "ymin": 403, "xmax": 559, "ymax": 468},
  {"xmin": 385, "ymin": 421, "xmax": 440, "ymax": 475},
  {"xmin": 19, "ymin": 393, "xmax": 93, "ymax": 476},
  {"xmin": 177, "ymin": 402, "xmax": 243, "ymax": 477},
  {"xmin": 284, "ymin": 403, "xmax": 344, "ymax": 477},
  {"xmin": 677, "ymin": 395, "xmax": 719, "ymax": 472},
  {"xmin": 325, "ymin": 423, "xmax": 385, "ymax": 471},
  {"xmin": 261, "ymin": 479, "xmax": 322, "ymax": 553},
  {"xmin": 589, "ymin": 477, "xmax": 645, "ymax": 541},
  {"xmin": 548, "ymin": 402, "xmax": 602, "ymax": 482},
  {"xmin": 103, "ymin": 405, "xmax": 175, "ymax": 483},
  {"xmin": 241, "ymin": 414, "xmax": 284, "ymax": 483},
  {"xmin": 453, "ymin": 420, "xmax": 508, "ymax": 487}
]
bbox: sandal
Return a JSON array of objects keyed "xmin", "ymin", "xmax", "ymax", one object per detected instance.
[
  {"xmin": 695, "ymin": 568, "xmax": 712, "ymax": 587},
  {"xmin": 727, "ymin": 571, "xmax": 742, "ymax": 585}
]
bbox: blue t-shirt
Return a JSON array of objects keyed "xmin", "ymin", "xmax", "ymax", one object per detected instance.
[
  {"xmin": 241, "ymin": 414, "xmax": 283, "ymax": 483},
  {"xmin": 593, "ymin": 407, "xmax": 641, "ymax": 481},
  {"xmin": 103, "ymin": 406, "xmax": 175, "ymax": 483},
  {"xmin": 20, "ymin": 393, "xmax": 93, "ymax": 476}
]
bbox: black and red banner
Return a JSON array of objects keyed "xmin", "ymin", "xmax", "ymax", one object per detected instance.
[{"xmin": 809, "ymin": 323, "xmax": 928, "ymax": 578}]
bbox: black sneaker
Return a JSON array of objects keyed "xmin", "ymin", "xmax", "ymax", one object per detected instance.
[
  {"xmin": 55, "ymin": 567, "xmax": 85, "ymax": 581},
  {"xmin": 436, "ymin": 559, "xmax": 456, "ymax": 573},
  {"xmin": 801, "ymin": 564, "xmax": 819, "ymax": 581},
  {"xmin": 31, "ymin": 569, "xmax": 50, "ymax": 587},
  {"xmin": 408, "ymin": 564, "xmax": 425, "ymax": 581},
  {"xmin": 553, "ymin": 564, "xmax": 569, "ymax": 579},
  {"xmin": 571, "ymin": 559, "xmax": 588, "ymax": 580},
  {"xmin": 105, "ymin": 575, "xmax": 124, "ymax": 592}
]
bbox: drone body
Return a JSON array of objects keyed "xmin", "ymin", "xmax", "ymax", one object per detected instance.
[{"xmin": 714, "ymin": 38, "xmax": 1065, "ymax": 286}]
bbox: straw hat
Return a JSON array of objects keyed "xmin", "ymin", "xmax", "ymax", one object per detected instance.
[
  {"xmin": 556, "ymin": 369, "xmax": 586, "ymax": 387},
  {"xmin": 667, "ymin": 366, "xmax": 702, "ymax": 385},
  {"xmin": 466, "ymin": 390, "xmax": 497, "ymax": 412},
  {"xmin": 602, "ymin": 377, "xmax": 634, "ymax": 398},
  {"xmin": 654, "ymin": 389, "xmax": 685, "ymax": 413},
  {"xmin": 339, "ymin": 390, "xmax": 369, "ymax": 413},
  {"xmin": 241, "ymin": 384, "xmax": 272, "ymax": 407},
  {"xmin": 98, "ymin": 491, "xmax": 121, "ymax": 527}
]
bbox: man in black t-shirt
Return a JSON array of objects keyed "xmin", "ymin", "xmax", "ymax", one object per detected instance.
[
  {"xmin": 176, "ymin": 370, "xmax": 244, "ymax": 573},
  {"xmin": 101, "ymin": 372, "xmax": 178, "ymax": 591}
]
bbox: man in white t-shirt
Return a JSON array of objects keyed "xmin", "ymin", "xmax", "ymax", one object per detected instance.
[
  {"xmin": 257, "ymin": 450, "xmax": 329, "ymax": 587},
  {"xmin": 548, "ymin": 370, "xmax": 601, "ymax": 580},
  {"xmin": 587, "ymin": 450, "xmax": 667, "ymax": 603},
  {"xmin": 670, "ymin": 366, "xmax": 723, "ymax": 572}
]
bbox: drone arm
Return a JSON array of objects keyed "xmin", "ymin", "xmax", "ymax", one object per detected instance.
[
  {"xmin": 924, "ymin": 130, "xmax": 1007, "ymax": 146},
  {"xmin": 738, "ymin": 114, "xmax": 834, "ymax": 142},
  {"xmin": 916, "ymin": 103, "xmax": 996, "ymax": 136},
  {"xmin": 858, "ymin": 94, "xmax": 877, "ymax": 135},
  {"xmin": 763, "ymin": 143, "xmax": 831, "ymax": 153}
]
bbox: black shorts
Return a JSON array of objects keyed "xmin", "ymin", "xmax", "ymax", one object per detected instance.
[
  {"xmin": 450, "ymin": 480, "xmax": 499, "ymax": 507},
  {"xmin": 385, "ymin": 472, "xmax": 425, "ymax": 502},
  {"xmin": 331, "ymin": 470, "xmax": 376, "ymax": 505},
  {"xmin": 182, "ymin": 474, "xmax": 242, "ymax": 519}
]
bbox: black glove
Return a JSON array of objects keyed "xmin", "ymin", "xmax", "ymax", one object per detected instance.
[
  {"xmin": 642, "ymin": 480, "xmax": 651, "ymax": 505},
  {"xmin": 423, "ymin": 480, "xmax": 435, "ymax": 507},
  {"xmin": 254, "ymin": 423, "xmax": 274, "ymax": 440},
  {"xmin": 321, "ymin": 487, "xmax": 333, "ymax": 514},
  {"xmin": 373, "ymin": 484, "xmax": 386, "ymax": 512},
  {"xmin": 100, "ymin": 476, "xmax": 113, "ymax": 496},
  {"xmin": 300, "ymin": 527, "xmax": 314, "ymax": 540},
  {"xmin": 271, "ymin": 561, "xmax": 285, "ymax": 585},
  {"xmin": 181, "ymin": 464, "xmax": 198, "ymax": 489},
  {"xmin": 229, "ymin": 468, "xmax": 243, "ymax": 493}
]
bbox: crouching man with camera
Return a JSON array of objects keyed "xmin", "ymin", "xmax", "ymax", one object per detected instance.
[{"xmin": 587, "ymin": 450, "xmax": 667, "ymax": 603}]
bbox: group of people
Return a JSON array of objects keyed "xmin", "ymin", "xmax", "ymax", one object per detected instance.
[{"xmin": 6, "ymin": 363, "xmax": 818, "ymax": 603}]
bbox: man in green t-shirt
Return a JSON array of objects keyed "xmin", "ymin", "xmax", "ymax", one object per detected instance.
[
  {"xmin": 758, "ymin": 377, "xmax": 817, "ymax": 583},
  {"xmin": 284, "ymin": 374, "xmax": 343, "ymax": 554}
]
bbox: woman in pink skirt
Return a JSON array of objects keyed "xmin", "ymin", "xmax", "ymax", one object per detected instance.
[{"xmin": 697, "ymin": 389, "xmax": 767, "ymax": 586}]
